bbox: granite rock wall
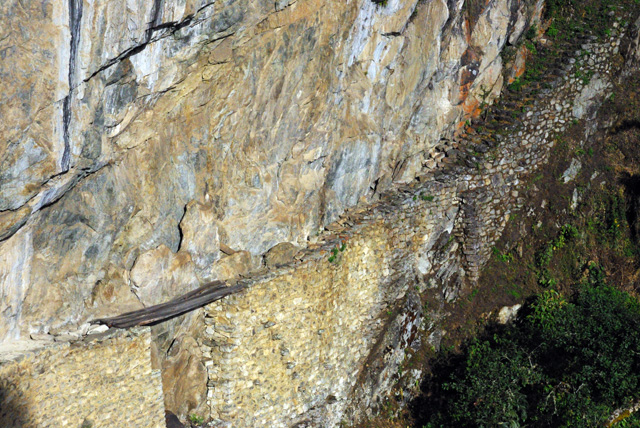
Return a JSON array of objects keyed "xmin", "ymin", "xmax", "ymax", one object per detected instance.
[
  {"xmin": 0, "ymin": 0, "xmax": 545, "ymax": 419},
  {"xmin": 0, "ymin": 0, "xmax": 541, "ymax": 344}
]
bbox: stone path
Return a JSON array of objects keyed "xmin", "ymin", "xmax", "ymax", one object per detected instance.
[{"xmin": 95, "ymin": 22, "xmax": 626, "ymax": 328}]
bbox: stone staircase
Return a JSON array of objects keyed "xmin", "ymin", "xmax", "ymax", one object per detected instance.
[{"xmin": 429, "ymin": 32, "xmax": 600, "ymax": 173}]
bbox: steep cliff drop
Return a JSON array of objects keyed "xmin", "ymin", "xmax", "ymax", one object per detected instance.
[{"xmin": 1, "ymin": 0, "xmax": 639, "ymax": 427}]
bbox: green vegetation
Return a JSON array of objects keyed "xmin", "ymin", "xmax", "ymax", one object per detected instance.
[
  {"xmin": 412, "ymin": 103, "xmax": 640, "ymax": 424},
  {"xmin": 354, "ymin": 6, "xmax": 640, "ymax": 428},
  {"xmin": 442, "ymin": 236, "xmax": 455, "ymax": 251},
  {"xmin": 328, "ymin": 247, "xmax": 339, "ymax": 263},
  {"xmin": 575, "ymin": 69, "xmax": 595, "ymax": 85},
  {"xmin": 421, "ymin": 277, "xmax": 640, "ymax": 427},
  {"xmin": 507, "ymin": 0, "xmax": 636, "ymax": 94},
  {"xmin": 492, "ymin": 246, "xmax": 513, "ymax": 263},
  {"xmin": 189, "ymin": 414, "xmax": 204, "ymax": 426},
  {"xmin": 587, "ymin": 192, "xmax": 628, "ymax": 249},
  {"xmin": 534, "ymin": 224, "xmax": 579, "ymax": 287},
  {"xmin": 506, "ymin": 22, "xmax": 545, "ymax": 93},
  {"xmin": 466, "ymin": 288, "xmax": 479, "ymax": 303},
  {"xmin": 406, "ymin": 66, "xmax": 640, "ymax": 426},
  {"xmin": 329, "ymin": 242, "xmax": 347, "ymax": 263},
  {"xmin": 544, "ymin": 0, "xmax": 633, "ymax": 39},
  {"xmin": 407, "ymin": 176, "xmax": 640, "ymax": 427}
]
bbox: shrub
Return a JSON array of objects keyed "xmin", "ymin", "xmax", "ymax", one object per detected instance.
[
  {"xmin": 189, "ymin": 414, "xmax": 204, "ymax": 426},
  {"xmin": 422, "ymin": 280, "xmax": 640, "ymax": 427}
]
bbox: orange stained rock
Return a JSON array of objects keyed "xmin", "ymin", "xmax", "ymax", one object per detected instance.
[{"xmin": 508, "ymin": 44, "xmax": 531, "ymax": 84}]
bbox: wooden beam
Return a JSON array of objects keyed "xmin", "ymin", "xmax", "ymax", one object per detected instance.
[{"xmin": 90, "ymin": 281, "xmax": 245, "ymax": 328}]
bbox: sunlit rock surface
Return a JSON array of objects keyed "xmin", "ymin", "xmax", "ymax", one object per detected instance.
[{"xmin": 0, "ymin": 0, "xmax": 544, "ymax": 417}]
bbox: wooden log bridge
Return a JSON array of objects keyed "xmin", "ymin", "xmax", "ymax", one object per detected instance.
[{"xmin": 91, "ymin": 281, "xmax": 245, "ymax": 328}]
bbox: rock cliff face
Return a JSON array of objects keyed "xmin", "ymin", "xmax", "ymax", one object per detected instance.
[
  {"xmin": 0, "ymin": 0, "xmax": 539, "ymax": 341},
  {"xmin": 0, "ymin": 0, "xmax": 544, "ymax": 419}
]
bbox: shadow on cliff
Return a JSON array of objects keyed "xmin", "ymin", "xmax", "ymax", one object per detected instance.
[
  {"xmin": 613, "ymin": 119, "xmax": 640, "ymax": 134},
  {"xmin": 408, "ymin": 319, "xmax": 516, "ymax": 427},
  {"xmin": 621, "ymin": 174, "xmax": 640, "ymax": 250},
  {"xmin": 0, "ymin": 383, "xmax": 32, "ymax": 428},
  {"xmin": 166, "ymin": 411, "xmax": 186, "ymax": 428}
]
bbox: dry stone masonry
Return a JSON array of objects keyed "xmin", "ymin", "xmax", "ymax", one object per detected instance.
[
  {"xmin": 0, "ymin": 0, "xmax": 541, "ymax": 344},
  {"xmin": 196, "ymin": 17, "xmax": 635, "ymax": 427},
  {"xmin": 0, "ymin": 0, "xmax": 548, "ymax": 421},
  {"xmin": 0, "ymin": 1, "xmax": 638, "ymax": 427},
  {"xmin": 0, "ymin": 328, "xmax": 165, "ymax": 428}
]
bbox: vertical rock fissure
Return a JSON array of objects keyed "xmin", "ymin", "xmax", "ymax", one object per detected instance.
[
  {"xmin": 148, "ymin": 0, "xmax": 164, "ymax": 40},
  {"xmin": 61, "ymin": 0, "xmax": 83, "ymax": 173}
]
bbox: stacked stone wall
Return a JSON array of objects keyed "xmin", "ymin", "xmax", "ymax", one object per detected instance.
[
  {"xmin": 199, "ymin": 21, "xmax": 630, "ymax": 428},
  {"xmin": 0, "ymin": 12, "xmax": 633, "ymax": 428},
  {"xmin": 202, "ymin": 182, "xmax": 461, "ymax": 427},
  {"xmin": 0, "ymin": 328, "xmax": 165, "ymax": 428}
]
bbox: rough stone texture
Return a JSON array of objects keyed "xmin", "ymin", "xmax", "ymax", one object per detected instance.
[
  {"xmin": 181, "ymin": 201, "xmax": 221, "ymax": 282},
  {"xmin": 624, "ymin": 15, "xmax": 640, "ymax": 66},
  {"xmin": 150, "ymin": 309, "xmax": 212, "ymax": 420},
  {"xmin": 264, "ymin": 242, "xmax": 301, "ymax": 268},
  {"xmin": 0, "ymin": 0, "xmax": 541, "ymax": 344},
  {"xmin": 130, "ymin": 245, "xmax": 201, "ymax": 306},
  {"xmin": 498, "ymin": 304, "xmax": 522, "ymax": 324},
  {"xmin": 197, "ymin": 22, "xmax": 631, "ymax": 428},
  {"xmin": 0, "ymin": 328, "xmax": 165, "ymax": 428},
  {"xmin": 1, "ymin": 0, "xmax": 635, "ymax": 425},
  {"xmin": 208, "ymin": 250, "xmax": 258, "ymax": 280},
  {"xmin": 203, "ymin": 213, "xmax": 431, "ymax": 427},
  {"xmin": 0, "ymin": 0, "xmax": 545, "ymax": 417},
  {"xmin": 161, "ymin": 334, "xmax": 209, "ymax": 419}
]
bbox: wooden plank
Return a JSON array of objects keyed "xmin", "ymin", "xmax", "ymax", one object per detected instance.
[
  {"xmin": 166, "ymin": 281, "xmax": 227, "ymax": 303},
  {"xmin": 90, "ymin": 282, "xmax": 244, "ymax": 329}
]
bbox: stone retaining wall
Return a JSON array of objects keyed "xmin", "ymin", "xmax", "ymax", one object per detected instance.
[
  {"xmin": 0, "ymin": 13, "xmax": 633, "ymax": 428},
  {"xmin": 202, "ymin": 183, "xmax": 460, "ymax": 427},
  {"xmin": 0, "ymin": 328, "xmax": 165, "ymax": 428},
  {"xmin": 199, "ymin": 20, "xmax": 630, "ymax": 428}
]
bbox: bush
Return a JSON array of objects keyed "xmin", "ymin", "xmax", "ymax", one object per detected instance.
[
  {"xmin": 189, "ymin": 414, "xmax": 204, "ymax": 426},
  {"xmin": 422, "ymin": 279, "xmax": 640, "ymax": 427}
]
